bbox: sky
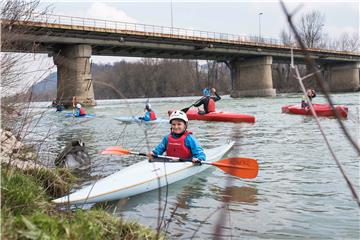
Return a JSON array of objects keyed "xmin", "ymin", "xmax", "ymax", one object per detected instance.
[{"xmin": 38, "ymin": 0, "xmax": 359, "ymax": 64}]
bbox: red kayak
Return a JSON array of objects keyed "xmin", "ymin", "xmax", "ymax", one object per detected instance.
[
  {"xmin": 282, "ymin": 104, "xmax": 348, "ymax": 118},
  {"xmin": 172, "ymin": 109, "xmax": 255, "ymax": 123}
]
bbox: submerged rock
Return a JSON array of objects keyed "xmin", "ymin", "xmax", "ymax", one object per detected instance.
[{"xmin": 54, "ymin": 140, "xmax": 91, "ymax": 170}]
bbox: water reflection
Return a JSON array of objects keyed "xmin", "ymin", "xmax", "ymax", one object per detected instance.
[{"xmin": 211, "ymin": 185, "xmax": 258, "ymax": 205}]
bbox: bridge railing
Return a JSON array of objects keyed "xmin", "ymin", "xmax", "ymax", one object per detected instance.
[
  {"xmin": 20, "ymin": 13, "xmax": 288, "ymax": 47},
  {"xmin": 8, "ymin": 13, "xmax": 358, "ymax": 54}
]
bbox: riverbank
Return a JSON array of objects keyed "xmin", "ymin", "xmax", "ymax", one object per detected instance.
[{"xmin": 1, "ymin": 128, "xmax": 163, "ymax": 239}]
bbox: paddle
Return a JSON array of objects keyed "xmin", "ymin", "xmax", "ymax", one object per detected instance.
[
  {"xmin": 101, "ymin": 146, "xmax": 258, "ymax": 179},
  {"xmin": 72, "ymin": 96, "xmax": 76, "ymax": 117},
  {"xmin": 181, "ymin": 96, "xmax": 207, "ymax": 113}
]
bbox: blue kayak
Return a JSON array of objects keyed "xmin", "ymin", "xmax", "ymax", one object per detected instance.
[
  {"xmin": 65, "ymin": 112, "xmax": 96, "ymax": 118},
  {"xmin": 114, "ymin": 116, "xmax": 168, "ymax": 124}
]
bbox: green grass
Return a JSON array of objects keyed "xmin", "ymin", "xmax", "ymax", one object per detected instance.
[{"xmin": 1, "ymin": 168, "xmax": 164, "ymax": 240}]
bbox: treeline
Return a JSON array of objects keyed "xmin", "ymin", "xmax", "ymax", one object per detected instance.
[
  {"xmin": 92, "ymin": 59, "xmax": 232, "ymax": 99},
  {"xmin": 91, "ymin": 59, "xmax": 312, "ymax": 99},
  {"xmin": 26, "ymin": 58, "xmax": 306, "ymax": 102}
]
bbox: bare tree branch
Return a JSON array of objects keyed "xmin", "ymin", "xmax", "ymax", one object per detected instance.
[{"xmin": 280, "ymin": 0, "xmax": 360, "ymax": 207}]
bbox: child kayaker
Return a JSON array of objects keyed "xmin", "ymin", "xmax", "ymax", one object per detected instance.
[
  {"xmin": 75, "ymin": 103, "xmax": 87, "ymax": 117},
  {"xmin": 138, "ymin": 103, "xmax": 157, "ymax": 121},
  {"xmin": 301, "ymin": 89, "xmax": 316, "ymax": 109},
  {"xmin": 193, "ymin": 88, "xmax": 221, "ymax": 115},
  {"xmin": 147, "ymin": 110, "xmax": 205, "ymax": 163}
]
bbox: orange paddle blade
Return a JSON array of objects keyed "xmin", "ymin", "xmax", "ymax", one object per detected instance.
[
  {"xmin": 212, "ymin": 157, "xmax": 259, "ymax": 179},
  {"xmin": 101, "ymin": 146, "xmax": 130, "ymax": 155}
]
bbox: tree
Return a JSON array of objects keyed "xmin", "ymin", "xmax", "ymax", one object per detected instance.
[
  {"xmin": 1, "ymin": 0, "xmax": 51, "ymax": 127},
  {"xmin": 297, "ymin": 10, "xmax": 325, "ymax": 48},
  {"xmin": 333, "ymin": 32, "xmax": 360, "ymax": 52},
  {"xmin": 1, "ymin": 0, "xmax": 50, "ymax": 95},
  {"xmin": 280, "ymin": 29, "xmax": 296, "ymax": 46}
]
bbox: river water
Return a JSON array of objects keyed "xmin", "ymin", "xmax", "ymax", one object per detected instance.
[{"xmin": 27, "ymin": 92, "xmax": 359, "ymax": 239}]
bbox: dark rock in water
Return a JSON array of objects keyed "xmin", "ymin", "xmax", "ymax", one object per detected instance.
[{"xmin": 55, "ymin": 140, "xmax": 91, "ymax": 170}]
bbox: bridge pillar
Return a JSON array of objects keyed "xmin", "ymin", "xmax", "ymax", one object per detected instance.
[
  {"xmin": 328, "ymin": 63, "xmax": 360, "ymax": 92},
  {"xmin": 53, "ymin": 44, "xmax": 96, "ymax": 107},
  {"xmin": 230, "ymin": 56, "xmax": 276, "ymax": 97}
]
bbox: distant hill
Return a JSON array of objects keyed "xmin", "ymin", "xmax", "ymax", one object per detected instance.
[{"xmin": 30, "ymin": 72, "xmax": 57, "ymax": 101}]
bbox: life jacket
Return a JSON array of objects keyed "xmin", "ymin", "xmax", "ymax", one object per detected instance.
[
  {"xmin": 79, "ymin": 107, "xmax": 86, "ymax": 116},
  {"xmin": 207, "ymin": 98, "xmax": 216, "ymax": 112},
  {"xmin": 166, "ymin": 131, "xmax": 192, "ymax": 159},
  {"xmin": 149, "ymin": 111, "xmax": 156, "ymax": 120}
]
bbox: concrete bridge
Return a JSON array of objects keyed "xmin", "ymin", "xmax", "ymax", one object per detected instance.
[{"xmin": 2, "ymin": 13, "xmax": 359, "ymax": 106}]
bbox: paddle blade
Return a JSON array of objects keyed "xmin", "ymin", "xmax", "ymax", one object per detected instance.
[
  {"xmin": 181, "ymin": 107, "xmax": 191, "ymax": 113},
  {"xmin": 212, "ymin": 157, "xmax": 259, "ymax": 179},
  {"xmin": 101, "ymin": 146, "xmax": 130, "ymax": 155}
]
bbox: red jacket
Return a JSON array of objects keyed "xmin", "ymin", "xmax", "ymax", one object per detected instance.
[
  {"xmin": 166, "ymin": 131, "xmax": 192, "ymax": 159},
  {"xmin": 149, "ymin": 111, "xmax": 156, "ymax": 120},
  {"xmin": 79, "ymin": 108, "xmax": 86, "ymax": 116}
]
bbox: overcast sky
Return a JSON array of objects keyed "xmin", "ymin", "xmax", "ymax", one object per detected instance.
[
  {"xmin": 39, "ymin": 0, "xmax": 359, "ymax": 64},
  {"xmin": 43, "ymin": 0, "xmax": 358, "ymax": 37}
]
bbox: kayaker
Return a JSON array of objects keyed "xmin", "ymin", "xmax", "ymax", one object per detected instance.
[
  {"xmin": 138, "ymin": 103, "xmax": 157, "ymax": 121},
  {"xmin": 75, "ymin": 103, "xmax": 87, "ymax": 117},
  {"xmin": 51, "ymin": 99, "xmax": 57, "ymax": 107},
  {"xmin": 147, "ymin": 110, "xmax": 205, "ymax": 164},
  {"xmin": 301, "ymin": 89, "xmax": 316, "ymax": 109},
  {"xmin": 193, "ymin": 88, "xmax": 221, "ymax": 115},
  {"xmin": 56, "ymin": 102, "xmax": 64, "ymax": 112}
]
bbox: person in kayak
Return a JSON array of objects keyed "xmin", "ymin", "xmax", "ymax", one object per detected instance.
[
  {"xmin": 75, "ymin": 103, "xmax": 87, "ymax": 117},
  {"xmin": 138, "ymin": 103, "xmax": 157, "ymax": 121},
  {"xmin": 147, "ymin": 110, "xmax": 205, "ymax": 164},
  {"xmin": 56, "ymin": 102, "xmax": 64, "ymax": 112},
  {"xmin": 51, "ymin": 99, "xmax": 58, "ymax": 107},
  {"xmin": 193, "ymin": 88, "xmax": 221, "ymax": 115},
  {"xmin": 301, "ymin": 89, "xmax": 316, "ymax": 109}
]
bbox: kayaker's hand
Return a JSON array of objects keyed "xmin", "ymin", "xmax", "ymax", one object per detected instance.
[
  {"xmin": 211, "ymin": 88, "xmax": 216, "ymax": 93},
  {"xmin": 192, "ymin": 158, "xmax": 202, "ymax": 165},
  {"xmin": 147, "ymin": 152, "xmax": 155, "ymax": 162}
]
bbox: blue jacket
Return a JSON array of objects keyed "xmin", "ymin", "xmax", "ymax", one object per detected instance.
[
  {"xmin": 142, "ymin": 111, "xmax": 152, "ymax": 121},
  {"xmin": 74, "ymin": 108, "xmax": 81, "ymax": 117},
  {"xmin": 152, "ymin": 133, "xmax": 206, "ymax": 161}
]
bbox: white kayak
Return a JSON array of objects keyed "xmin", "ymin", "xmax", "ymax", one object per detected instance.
[
  {"xmin": 52, "ymin": 141, "xmax": 234, "ymax": 205},
  {"xmin": 114, "ymin": 116, "xmax": 168, "ymax": 124}
]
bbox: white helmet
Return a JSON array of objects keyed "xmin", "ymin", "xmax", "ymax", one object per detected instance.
[
  {"xmin": 76, "ymin": 103, "xmax": 81, "ymax": 109},
  {"xmin": 145, "ymin": 103, "xmax": 151, "ymax": 110},
  {"xmin": 169, "ymin": 110, "xmax": 188, "ymax": 123}
]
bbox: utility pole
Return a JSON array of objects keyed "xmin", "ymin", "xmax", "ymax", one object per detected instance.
[
  {"xmin": 258, "ymin": 12, "xmax": 263, "ymax": 41},
  {"xmin": 170, "ymin": 0, "xmax": 174, "ymax": 33}
]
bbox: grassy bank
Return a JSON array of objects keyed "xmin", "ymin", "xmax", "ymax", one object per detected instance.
[{"xmin": 1, "ymin": 167, "xmax": 164, "ymax": 239}]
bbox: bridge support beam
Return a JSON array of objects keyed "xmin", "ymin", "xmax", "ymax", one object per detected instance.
[
  {"xmin": 53, "ymin": 44, "xmax": 96, "ymax": 107},
  {"xmin": 230, "ymin": 56, "xmax": 276, "ymax": 97},
  {"xmin": 328, "ymin": 63, "xmax": 360, "ymax": 92}
]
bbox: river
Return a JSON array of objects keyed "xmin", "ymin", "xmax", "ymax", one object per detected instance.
[{"xmin": 26, "ymin": 92, "xmax": 359, "ymax": 239}]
